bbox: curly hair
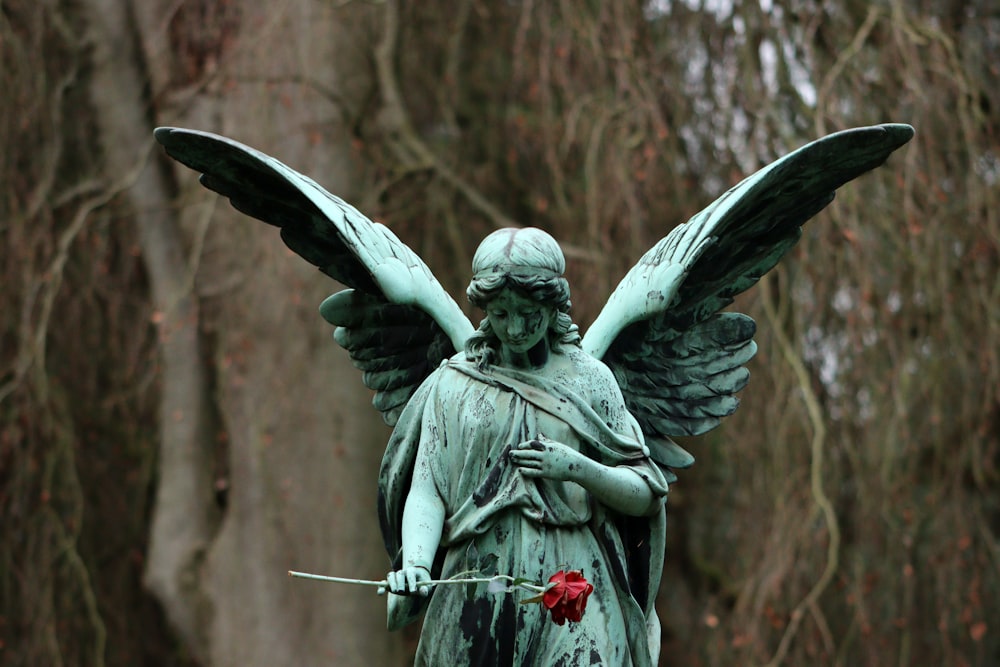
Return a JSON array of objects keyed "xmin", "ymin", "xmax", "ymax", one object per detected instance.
[{"xmin": 464, "ymin": 228, "xmax": 581, "ymax": 368}]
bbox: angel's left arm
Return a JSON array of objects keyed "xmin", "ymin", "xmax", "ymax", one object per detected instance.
[
  {"xmin": 511, "ymin": 437, "xmax": 659, "ymax": 517},
  {"xmin": 508, "ymin": 362, "xmax": 662, "ymax": 516}
]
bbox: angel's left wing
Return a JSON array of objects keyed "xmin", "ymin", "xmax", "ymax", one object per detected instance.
[
  {"xmin": 582, "ymin": 123, "xmax": 914, "ymax": 469},
  {"xmin": 155, "ymin": 128, "xmax": 474, "ymax": 424}
]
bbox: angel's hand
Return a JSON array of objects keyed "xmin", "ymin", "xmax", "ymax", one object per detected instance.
[
  {"xmin": 509, "ymin": 436, "xmax": 589, "ymax": 482},
  {"xmin": 380, "ymin": 565, "xmax": 433, "ymax": 597}
]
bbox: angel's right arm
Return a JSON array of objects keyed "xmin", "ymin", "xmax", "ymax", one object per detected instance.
[{"xmin": 391, "ymin": 453, "xmax": 444, "ymax": 595}]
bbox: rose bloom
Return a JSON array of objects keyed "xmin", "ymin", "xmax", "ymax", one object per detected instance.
[{"xmin": 542, "ymin": 570, "xmax": 594, "ymax": 625}]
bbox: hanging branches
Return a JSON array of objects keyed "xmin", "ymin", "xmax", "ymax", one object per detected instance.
[
  {"xmin": 362, "ymin": 1, "xmax": 999, "ymax": 665},
  {"xmin": 1, "ymin": 2, "xmax": 175, "ymax": 665},
  {"xmin": 3, "ymin": 0, "xmax": 996, "ymax": 664}
]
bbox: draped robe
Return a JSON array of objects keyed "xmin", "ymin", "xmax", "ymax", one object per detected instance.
[{"xmin": 378, "ymin": 349, "xmax": 669, "ymax": 666}]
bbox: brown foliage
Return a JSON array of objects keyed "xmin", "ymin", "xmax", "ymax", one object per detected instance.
[
  {"xmin": 1, "ymin": 0, "xmax": 997, "ymax": 665},
  {"xmin": 354, "ymin": 1, "xmax": 1000, "ymax": 665},
  {"xmin": 0, "ymin": 3, "xmax": 190, "ymax": 665}
]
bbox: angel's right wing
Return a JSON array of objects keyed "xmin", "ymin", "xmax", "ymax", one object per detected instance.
[
  {"xmin": 582, "ymin": 123, "xmax": 914, "ymax": 466},
  {"xmin": 155, "ymin": 128, "xmax": 475, "ymax": 425}
]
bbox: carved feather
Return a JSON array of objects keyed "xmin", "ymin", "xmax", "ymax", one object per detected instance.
[
  {"xmin": 155, "ymin": 127, "xmax": 474, "ymax": 425},
  {"xmin": 584, "ymin": 124, "xmax": 914, "ymax": 451}
]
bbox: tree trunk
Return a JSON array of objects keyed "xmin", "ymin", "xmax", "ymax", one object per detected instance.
[
  {"xmin": 83, "ymin": 1, "xmax": 404, "ymax": 664},
  {"xmin": 82, "ymin": 0, "xmax": 219, "ymax": 660}
]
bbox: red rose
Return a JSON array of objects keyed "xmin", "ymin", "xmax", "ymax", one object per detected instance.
[{"xmin": 541, "ymin": 570, "xmax": 594, "ymax": 625}]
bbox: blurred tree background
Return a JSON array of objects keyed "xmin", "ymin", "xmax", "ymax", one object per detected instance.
[{"xmin": 1, "ymin": 0, "xmax": 997, "ymax": 665}]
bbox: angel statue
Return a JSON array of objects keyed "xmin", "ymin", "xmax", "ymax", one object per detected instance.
[{"xmin": 155, "ymin": 122, "xmax": 913, "ymax": 666}]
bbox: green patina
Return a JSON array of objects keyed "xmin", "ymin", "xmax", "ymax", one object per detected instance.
[{"xmin": 156, "ymin": 123, "xmax": 913, "ymax": 665}]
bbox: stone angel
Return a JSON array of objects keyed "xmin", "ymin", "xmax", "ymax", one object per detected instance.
[{"xmin": 155, "ymin": 122, "xmax": 913, "ymax": 666}]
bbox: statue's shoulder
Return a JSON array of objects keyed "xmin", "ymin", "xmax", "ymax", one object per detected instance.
[
  {"xmin": 440, "ymin": 351, "xmax": 479, "ymax": 374},
  {"xmin": 428, "ymin": 353, "xmax": 483, "ymax": 388},
  {"xmin": 443, "ymin": 350, "xmax": 467, "ymax": 366},
  {"xmin": 405, "ymin": 354, "xmax": 465, "ymax": 395},
  {"xmin": 558, "ymin": 346, "xmax": 617, "ymax": 384},
  {"xmin": 562, "ymin": 345, "xmax": 611, "ymax": 376}
]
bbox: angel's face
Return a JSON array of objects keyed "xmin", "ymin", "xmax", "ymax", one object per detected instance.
[{"xmin": 485, "ymin": 289, "xmax": 554, "ymax": 358}]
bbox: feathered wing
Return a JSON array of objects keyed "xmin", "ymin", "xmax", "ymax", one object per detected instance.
[
  {"xmin": 154, "ymin": 127, "xmax": 474, "ymax": 425},
  {"xmin": 582, "ymin": 123, "xmax": 914, "ymax": 470}
]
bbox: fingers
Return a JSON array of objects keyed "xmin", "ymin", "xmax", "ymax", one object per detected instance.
[
  {"xmin": 511, "ymin": 440, "xmax": 585, "ymax": 483},
  {"xmin": 509, "ymin": 449, "xmax": 544, "ymax": 468},
  {"xmin": 509, "ymin": 451, "xmax": 549, "ymax": 480},
  {"xmin": 510, "ymin": 439, "xmax": 555, "ymax": 471},
  {"xmin": 515, "ymin": 438, "xmax": 546, "ymax": 451},
  {"xmin": 385, "ymin": 567, "xmax": 433, "ymax": 597},
  {"xmin": 511, "ymin": 437, "xmax": 555, "ymax": 463},
  {"xmin": 406, "ymin": 568, "xmax": 422, "ymax": 594},
  {"xmin": 386, "ymin": 569, "xmax": 409, "ymax": 595},
  {"xmin": 410, "ymin": 567, "xmax": 432, "ymax": 597},
  {"xmin": 511, "ymin": 437, "xmax": 582, "ymax": 482},
  {"xmin": 387, "ymin": 570, "xmax": 403, "ymax": 594}
]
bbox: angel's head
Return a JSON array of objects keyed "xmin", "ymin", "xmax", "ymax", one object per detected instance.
[{"xmin": 465, "ymin": 228, "xmax": 580, "ymax": 368}]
